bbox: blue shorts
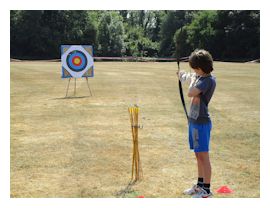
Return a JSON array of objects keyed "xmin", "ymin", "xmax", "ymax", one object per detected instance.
[{"xmin": 188, "ymin": 121, "xmax": 212, "ymax": 152}]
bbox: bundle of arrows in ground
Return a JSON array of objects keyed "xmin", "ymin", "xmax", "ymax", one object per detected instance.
[{"xmin": 128, "ymin": 105, "xmax": 143, "ymax": 181}]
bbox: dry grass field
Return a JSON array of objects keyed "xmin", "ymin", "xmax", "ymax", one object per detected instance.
[{"xmin": 10, "ymin": 61, "xmax": 259, "ymax": 198}]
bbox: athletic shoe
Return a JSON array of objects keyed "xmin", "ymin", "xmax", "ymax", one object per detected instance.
[
  {"xmin": 192, "ymin": 187, "xmax": 213, "ymax": 198},
  {"xmin": 183, "ymin": 184, "xmax": 201, "ymax": 195}
]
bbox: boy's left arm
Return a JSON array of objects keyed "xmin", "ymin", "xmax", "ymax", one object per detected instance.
[
  {"xmin": 188, "ymin": 78, "xmax": 211, "ymax": 97},
  {"xmin": 187, "ymin": 86, "xmax": 201, "ymax": 97}
]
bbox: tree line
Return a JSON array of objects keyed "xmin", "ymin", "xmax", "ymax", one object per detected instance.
[{"xmin": 10, "ymin": 10, "xmax": 260, "ymax": 61}]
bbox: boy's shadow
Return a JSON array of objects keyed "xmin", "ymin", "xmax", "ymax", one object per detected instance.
[{"xmin": 115, "ymin": 180, "xmax": 138, "ymax": 198}]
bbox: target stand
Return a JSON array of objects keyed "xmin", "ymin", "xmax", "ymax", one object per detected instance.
[
  {"xmin": 61, "ymin": 45, "xmax": 94, "ymax": 97},
  {"xmin": 65, "ymin": 77, "xmax": 92, "ymax": 97}
]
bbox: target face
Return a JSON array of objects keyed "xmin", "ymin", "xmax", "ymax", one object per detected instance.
[
  {"xmin": 67, "ymin": 50, "xmax": 87, "ymax": 72},
  {"xmin": 61, "ymin": 45, "xmax": 94, "ymax": 78}
]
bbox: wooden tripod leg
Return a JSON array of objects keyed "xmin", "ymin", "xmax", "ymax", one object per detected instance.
[
  {"xmin": 74, "ymin": 78, "xmax": 76, "ymax": 96},
  {"xmin": 86, "ymin": 77, "xmax": 93, "ymax": 96},
  {"xmin": 65, "ymin": 78, "xmax": 71, "ymax": 97}
]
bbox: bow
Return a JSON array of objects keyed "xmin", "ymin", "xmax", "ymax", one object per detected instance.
[
  {"xmin": 177, "ymin": 59, "xmax": 188, "ymax": 120},
  {"xmin": 175, "ymin": 27, "xmax": 188, "ymax": 120}
]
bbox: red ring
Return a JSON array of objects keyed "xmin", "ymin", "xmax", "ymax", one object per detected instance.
[{"xmin": 72, "ymin": 56, "xmax": 82, "ymax": 66}]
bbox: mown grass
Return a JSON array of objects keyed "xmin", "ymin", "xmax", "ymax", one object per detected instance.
[{"xmin": 10, "ymin": 61, "xmax": 259, "ymax": 197}]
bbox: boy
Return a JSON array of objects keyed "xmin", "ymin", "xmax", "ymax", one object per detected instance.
[{"xmin": 177, "ymin": 49, "xmax": 216, "ymax": 198}]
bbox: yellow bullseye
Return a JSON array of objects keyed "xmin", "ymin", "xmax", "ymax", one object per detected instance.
[{"xmin": 74, "ymin": 57, "xmax": 81, "ymax": 65}]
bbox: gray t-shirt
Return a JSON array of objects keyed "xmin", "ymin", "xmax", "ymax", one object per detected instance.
[{"xmin": 189, "ymin": 75, "xmax": 216, "ymax": 124}]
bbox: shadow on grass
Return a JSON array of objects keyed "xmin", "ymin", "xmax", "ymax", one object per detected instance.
[
  {"xmin": 116, "ymin": 180, "xmax": 140, "ymax": 198},
  {"xmin": 52, "ymin": 96, "xmax": 91, "ymax": 100}
]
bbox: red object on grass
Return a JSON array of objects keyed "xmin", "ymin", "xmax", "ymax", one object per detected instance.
[
  {"xmin": 216, "ymin": 186, "xmax": 233, "ymax": 193},
  {"xmin": 137, "ymin": 195, "xmax": 145, "ymax": 198}
]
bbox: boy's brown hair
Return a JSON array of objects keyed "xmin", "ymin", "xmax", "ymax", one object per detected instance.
[{"xmin": 189, "ymin": 49, "xmax": 214, "ymax": 74}]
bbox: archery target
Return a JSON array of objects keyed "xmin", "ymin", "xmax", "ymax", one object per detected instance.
[{"xmin": 61, "ymin": 45, "xmax": 94, "ymax": 78}]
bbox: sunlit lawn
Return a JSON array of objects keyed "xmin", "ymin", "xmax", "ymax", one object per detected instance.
[{"xmin": 10, "ymin": 61, "xmax": 259, "ymax": 197}]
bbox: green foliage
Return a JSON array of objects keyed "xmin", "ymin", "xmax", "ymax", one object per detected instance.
[
  {"xmin": 11, "ymin": 10, "xmax": 98, "ymax": 59},
  {"xmin": 185, "ymin": 11, "xmax": 218, "ymax": 52},
  {"xmin": 10, "ymin": 10, "xmax": 260, "ymax": 61},
  {"xmin": 97, "ymin": 11, "xmax": 125, "ymax": 56},
  {"xmin": 159, "ymin": 11, "xmax": 184, "ymax": 56},
  {"xmin": 125, "ymin": 26, "xmax": 158, "ymax": 57},
  {"xmin": 214, "ymin": 10, "xmax": 260, "ymax": 60},
  {"xmin": 12, "ymin": 11, "xmax": 44, "ymax": 58},
  {"xmin": 159, "ymin": 11, "xmax": 194, "ymax": 57},
  {"xmin": 174, "ymin": 27, "xmax": 192, "ymax": 58},
  {"xmin": 174, "ymin": 10, "xmax": 260, "ymax": 61}
]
